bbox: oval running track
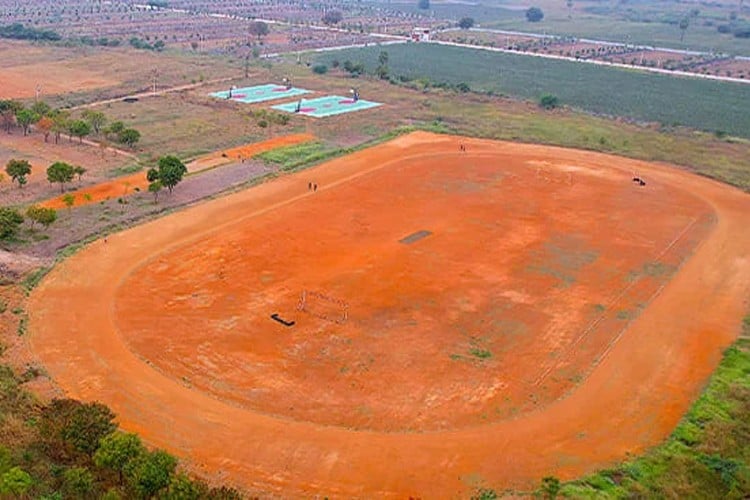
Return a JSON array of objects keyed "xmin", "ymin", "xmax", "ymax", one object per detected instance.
[{"xmin": 27, "ymin": 132, "xmax": 750, "ymax": 497}]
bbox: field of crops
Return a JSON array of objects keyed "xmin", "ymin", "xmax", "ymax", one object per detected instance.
[{"xmin": 317, "ymin": 43, "xmax": 750, "ymax": 138}]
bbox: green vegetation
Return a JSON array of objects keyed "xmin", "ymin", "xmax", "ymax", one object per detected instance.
[
  {"xmin": 0, "ymin": 208, "xmax": 24, "ymax": 240},
  {"xmin": 0, "ymin": 365, "xmax": 240, "ymax": 498},
  {"xmin": 316, "ymin": 44, "xmax": 750, "ymax": 138},
  {"xmin": 255, "ymin": 142, "xmax": 339, "ymax": 171},
  {"xmin": 147, "ymin": 156, "xmax": 187, "ymax": 194},
  {"xmin": 557, "ymin": 334, "xmax": 750, "ymax": 497},
  {"xmin": 0, "ymin": 23, "xmax": 60, "ymax": 41}
]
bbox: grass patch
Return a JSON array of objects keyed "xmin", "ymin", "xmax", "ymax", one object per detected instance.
[
  {"xmin": 254, "ymin": 141, "xmax": 337, "ymax": 171},
  {"xmin": 107, "ymin": 163, "xmax": 144, "ymax": 178},
  {"xmin": 21, "ymin": 267, "xmax": 51, "ymax": 294},
  {"xmin": 469, "ymin": 347, "xmax": 493, "ymax": 360}
]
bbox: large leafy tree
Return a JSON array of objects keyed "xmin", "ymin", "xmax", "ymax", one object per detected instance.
[
  {"xmin": 15, "ymin": 108, "xmax": 39, "ymax": 136},
  {"xmin": 5, "ymin": 159, "xmax": 31, "ymax": 188},
  {"xmin": 118, "ymin": 128, "xmax": 141, "ymax": 148},
  {"xmin": 82, "ymin": 109, "xmax": 107, "ymax": 135},
  {"xmin": 46, "ymin": 161, "xmax": 76, "ymax": 192},
  {"xmin": 68, "ymin": 119, "xmax": 92, "ymax": 144},
  {"xmin": 156, "ymin": 155, "xmax": 187, "ymax": 193}
]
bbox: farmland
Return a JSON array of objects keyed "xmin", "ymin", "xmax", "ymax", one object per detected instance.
[{"xmin": 316, "ymin": 43, "xmax": 750, "ymax": 138}]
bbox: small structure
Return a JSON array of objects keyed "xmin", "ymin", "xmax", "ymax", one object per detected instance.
[{"xmin": 411, "ymin": 27, "xmax": 431, "ymax": 42}]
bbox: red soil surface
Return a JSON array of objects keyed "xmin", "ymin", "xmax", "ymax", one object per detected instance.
[
  {"xmin": 28, "ymin": 132, "xmax": 750, "ymax": 497},
  {"xmin": 39, "ymin": 134, "xmax": 314, "ymax": 209}
]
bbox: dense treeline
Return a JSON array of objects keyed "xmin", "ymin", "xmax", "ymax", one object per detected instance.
[{"xmin": 0, "ymin": 365, "xmax": 242, "ymax": 498}]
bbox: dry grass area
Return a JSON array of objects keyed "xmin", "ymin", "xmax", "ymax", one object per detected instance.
[
  {"xmin": 0, "ymin": 132, "xmax": 131, "ymax": 205},
  {"xmin": 0, "ymin": 40, "xmax": 242, "ymax": 106}
]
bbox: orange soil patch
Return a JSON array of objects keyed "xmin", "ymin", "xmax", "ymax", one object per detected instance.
[
  {"xmin": 39, "ymin": 134, "xmax": 314, "ymax": 210},
  {"xmin": 28, "ymin": 132, "xmax": 750, "ymax": 497}
]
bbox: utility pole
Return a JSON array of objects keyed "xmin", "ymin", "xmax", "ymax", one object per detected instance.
[{"xmin": 151, "ymin": 68, "xmax": 159, "ymax": 94}]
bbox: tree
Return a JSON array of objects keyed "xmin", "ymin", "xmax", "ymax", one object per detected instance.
[
  {"xmin": 63, "ymin": 467, "xmax": 94, "ymax": 497},
  {"xmin": 148, "ymin": 180, "xmax": 163, "ymax": 203},
  {"xmin": 82, "ymin": 109, "xmax": 107, "ymax": 135},
  {"xmin": 458, "ymin": 17, "xmax": 475, "ymax": 29},
  {"xmin": 69, "ymin": 119, "xmax": 92, "ymax": 144},
  {"xmin": 94, "ymin": 432, "xmax": 146, "ymax": 485},
  {"xmin": 377, "ymin": 51, "xmax": 390, "ymax": 80},
  {"xmin": 156, "ymin": 156, "xmax": 187, "ymax": 193},
  {"xmin": 118, "ymin": 128, "xmax": 141, "ymax": 148},
  {"xmin": 125, "ymin": 449, "xmax": 177, "ymax": 498},
  {"xmin": 5, "ymin": 159, "xmax": 31, "ymax": 188},
  {"xmin": 248, "ymin": 21, "xmax": 269, "ymax": 41},
  {"xmin": 539, "ymin": 93, "xmax": 559, "ymax": 109},
  {"xmin": 36, "ymin": 116, "xmax": 53, "ymax": 142},
  {"xmin": 0, "ymin": 100, "xmax": 22, "ymax": 134},
  {"xmin": 26, "ymin": 206, "xmax": 57, "ymax": 230},
  {"xmin": 0, "ymin": 467, "xmax": 33, "ymax": 497},
  {"xmin": 0, "ymin": 208, "xmax": 24, "ymax": 240},
  {"xmin": 106, "ymin": 120, "xmax": 125, "ymax": 138},
  {"xmin": 15, "ymin": 108, "xmax": 39, "ymax": 136},
  {"xmin": 322, "ymin": 10, "xmax": 343, "ymax": 25},
  {"xmin": 526, "ymin": 7, "xmax": 544, "ymax": 22},
  {"xmin": 49, "ymin": 109, "xmax": 70, "ymax": 144},
  {"xmin": 39, "ymin": 399, "xmax": 117, "ymax": 461},
  {"xmin": 47, "ymin": 162, "xmax": 76, "ymax": 192},
  {"xmin": 73, "ymin": 166, "xmax": 87, "ymax": 183},
  {"xmin": 417, "ymin": 0, "xmax": 430, "ymax": 9},
  {"xmin": 30, "ymin": 100, "xmax": 51, "ymax": 117},
  {"xmin": 679, "ymin": 16, "xmax": 690, "ymax": 42}
]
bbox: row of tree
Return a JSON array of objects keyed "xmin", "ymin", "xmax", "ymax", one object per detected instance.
[
  {"xmin": 0, "ymin": 100, "xmax": 141, "ymax": 148},
  {"xmin": 5, "ymin": 158, "xmax": 86, "ymax": 191},
  {"xmin": 0, "ymin": 204, "xmax": 57, "ymax": 240}
]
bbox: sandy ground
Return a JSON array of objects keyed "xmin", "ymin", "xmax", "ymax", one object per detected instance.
[
  {"xmin": 27, "ymin": 132, "xmax": 750, "ymax": 497},
  {"xmin": 39, "ymin": 134, "xmax": 313, "ymax": 209}
]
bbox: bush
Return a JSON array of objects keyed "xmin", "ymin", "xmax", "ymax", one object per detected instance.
[
  {"xmin": 539, "ymin": 93, "xmax": 559, "ymax": 109},
  {"xmin": 526, "ymin": 7, "xmax": 544, "ymax": 22},
  {"xmin": 312, "ymin": 64, "xmax": 328, "ymax": 75}
]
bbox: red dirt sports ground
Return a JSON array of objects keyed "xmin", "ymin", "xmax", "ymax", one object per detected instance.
[{"xmin": 28, "ymin": 132, "xmax": 750, "ymax": 497}]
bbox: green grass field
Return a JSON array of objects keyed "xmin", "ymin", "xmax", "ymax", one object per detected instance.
[{"xmin": 316, "ymin": 43, "xmax": 750, "ymax": 138}]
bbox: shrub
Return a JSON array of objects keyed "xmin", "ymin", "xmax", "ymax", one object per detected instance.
[
  {"xmin": 312, "ymin": 64, "xmax": 328, "ymax": 75},
  {"xmin": 539, "ymin": 93, "xmax": 560, "ymax": 109}
]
